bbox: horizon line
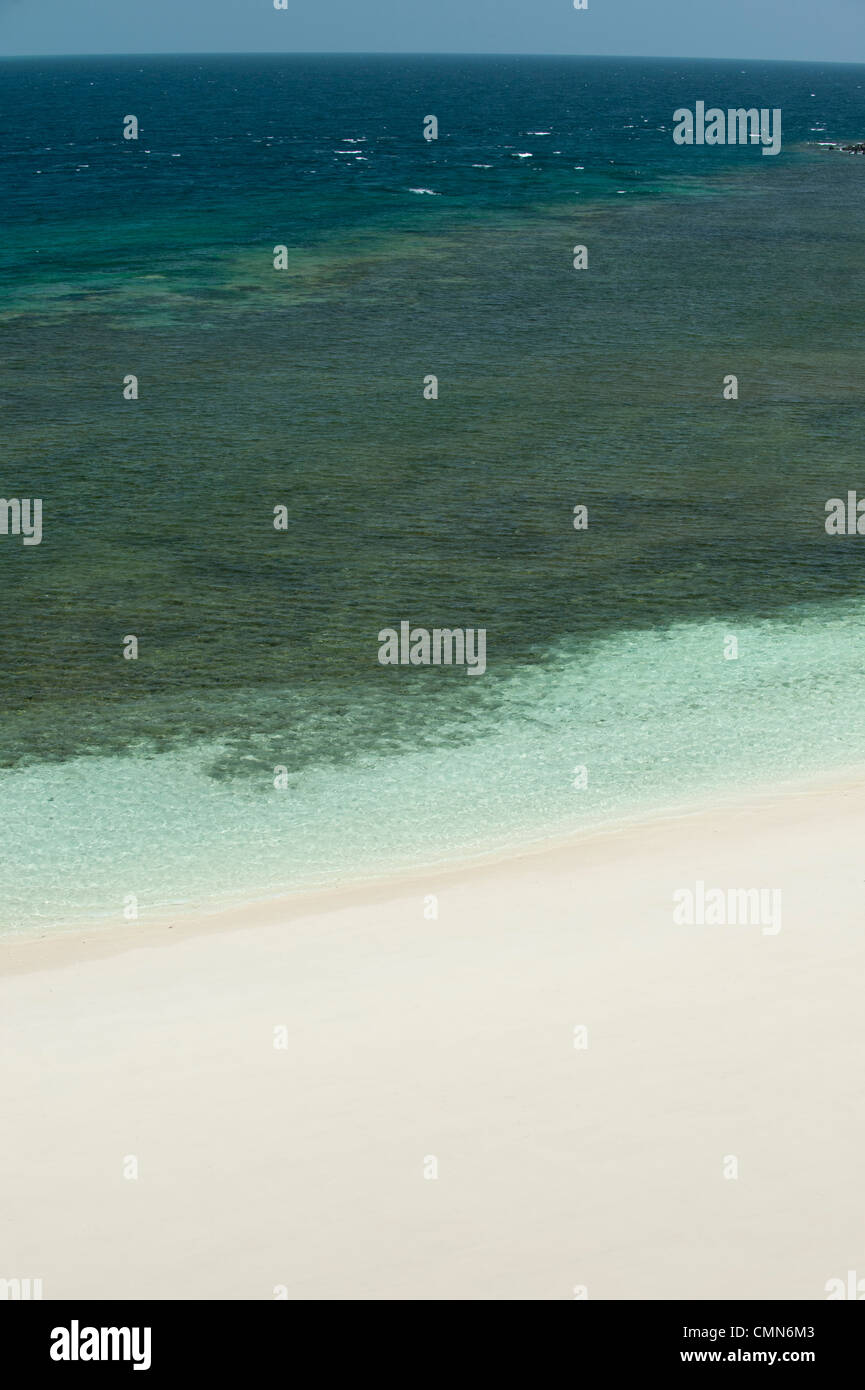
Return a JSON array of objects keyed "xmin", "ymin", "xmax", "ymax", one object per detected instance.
[{"xmin": 1, "ymin": 50, "xmax": 864, "ymax": 67}]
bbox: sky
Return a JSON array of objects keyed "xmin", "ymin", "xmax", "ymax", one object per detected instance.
[{"xmin": 0, "ymin": 0, "xmax": 863, "ymax": 64}]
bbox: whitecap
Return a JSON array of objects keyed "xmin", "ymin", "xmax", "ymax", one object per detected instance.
[{"xmin": 409, "ymin": 187, "xmax": 440, "ymax": 195}]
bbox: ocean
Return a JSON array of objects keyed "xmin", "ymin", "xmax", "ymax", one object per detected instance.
[{"xmin": 2, "ymin": 53, "xmax": 865, "ymax": 931}]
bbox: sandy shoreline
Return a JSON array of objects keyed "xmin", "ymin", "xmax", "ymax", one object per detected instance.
[
  {"xmin": 2, "ymin": 773, "xmax": 864, "ymax": 1299},
  {"xmin": 5, "ymin": 763, "xmax": 865, "ymax": 974}
]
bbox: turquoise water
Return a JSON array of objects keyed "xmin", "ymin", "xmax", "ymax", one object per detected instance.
[
  {"xmin": 4, "ymin": 597, "xmax": 865, "ymax": 931},
  {"xmin": 2, "ymin": 55, "xmax": 865, "ymax": 931}
]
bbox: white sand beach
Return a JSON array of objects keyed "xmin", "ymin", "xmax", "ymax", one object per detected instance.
[{"xmin": 1, "ymin": 775, "xmax": 863, "ymax": 1301}]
